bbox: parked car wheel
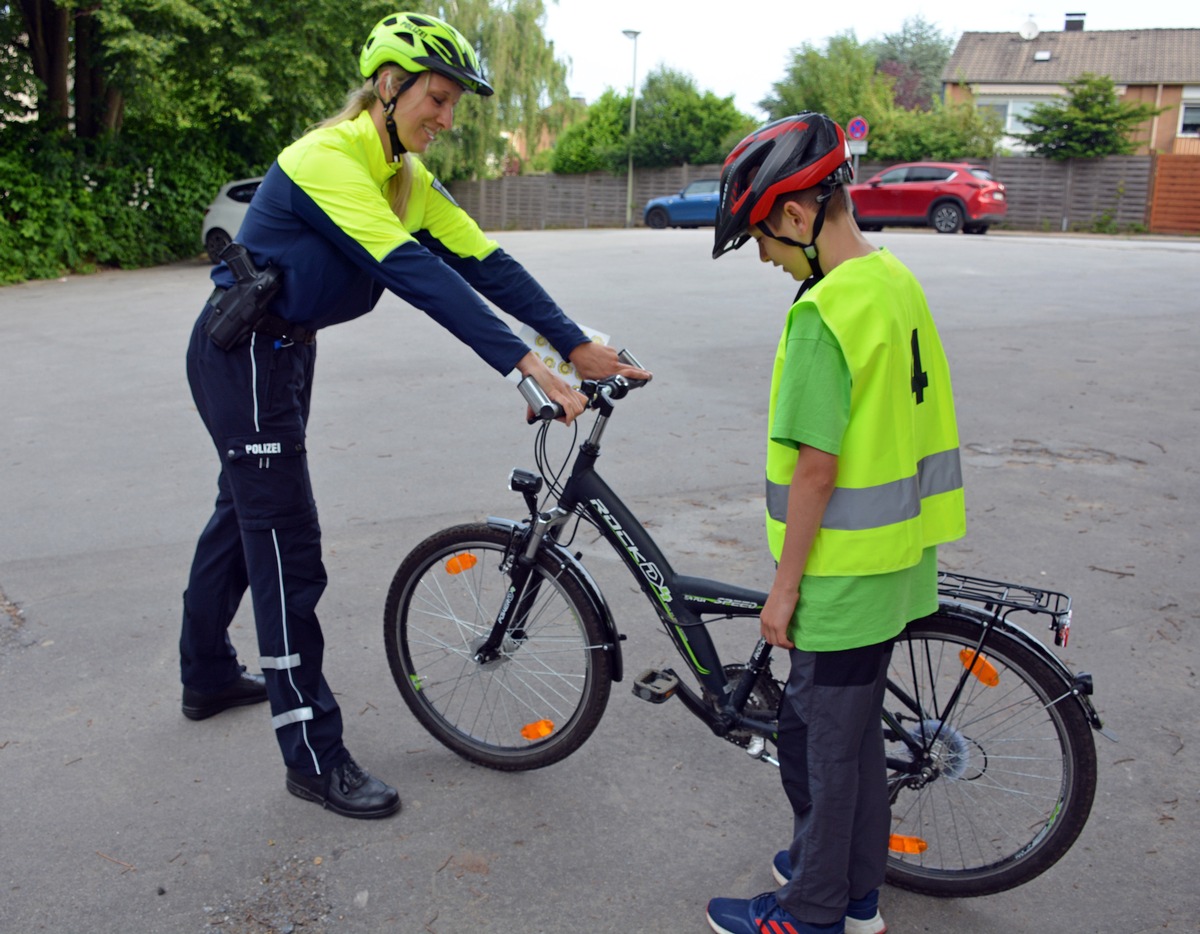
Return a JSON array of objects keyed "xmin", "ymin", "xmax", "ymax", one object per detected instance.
[
  {"xmin": 204, "ymin": 228, "xmax": 232, "ymax": 264},
  {"xmin": 646, "ymin": 207, "xmax": 670, "ymax": 229},
  {"xmin": 201, "ymin": 177, "xmax": 263, "ymax": 263},
  {"xmin": 930, "ymin": 201, "xmax": 964, "ymax": 234}
]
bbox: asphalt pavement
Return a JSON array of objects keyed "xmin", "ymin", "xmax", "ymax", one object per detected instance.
[{"xmin": 1, "ymin": 229, "xmax": 1198, "ymax": 933}]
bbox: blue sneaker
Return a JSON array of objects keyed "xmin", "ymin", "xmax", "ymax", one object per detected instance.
[
  {"xmin": 771, "ymin": 852, "xmax": 887, "ymax": 934},
  {"xmin": 706, "ymin": 891, "xmax": 843, "ymax": 934}
]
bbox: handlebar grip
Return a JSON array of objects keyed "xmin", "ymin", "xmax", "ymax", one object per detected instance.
[
  {"xmin": 617, "ymin": 348, "xmax": 645, "ymax": 371},
  {"xmin": 518, "ymin": 375, "xmax": 564, "ymax": 422}
]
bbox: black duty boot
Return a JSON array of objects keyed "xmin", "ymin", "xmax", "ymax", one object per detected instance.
[
  {"xmin": 182, "ymin": 665, "xmax": 268, "ymax": 720},
  {"xmin": 286, "ymin": 755, "xmax": 401, "ymax": 819}
]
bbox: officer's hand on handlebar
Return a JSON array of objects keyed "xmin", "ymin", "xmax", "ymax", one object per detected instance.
[
  {"xmin": 568, "ymin": 341, "xmax": 653, "ymax": 383},
  {"xmin": 515, "ymin": 351, "xmax": 586, "ymax": 425}
]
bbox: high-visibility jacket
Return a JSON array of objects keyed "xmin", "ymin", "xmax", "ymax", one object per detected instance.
[
  {"xmin": 766, "ymin": 249, "xmax": 965, "ymax": 576},
  {"xmin": 218, "ymin": 109, "xmax": 586, "ymax": 373}
]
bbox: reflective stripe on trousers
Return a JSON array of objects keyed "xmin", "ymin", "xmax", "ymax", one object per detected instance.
[{"xmin": 767, "ymin": 448, "xmax": 963, "ymax": 531}]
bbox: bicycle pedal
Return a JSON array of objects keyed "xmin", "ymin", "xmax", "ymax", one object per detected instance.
[{"xmin": 632, "ymin": 669, "xmax": 679, "ymax": 704}]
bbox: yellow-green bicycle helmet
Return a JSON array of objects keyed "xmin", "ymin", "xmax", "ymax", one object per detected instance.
[{"xmin": 359, "ymin": 12, "xmax": 494, "ymax": 97}]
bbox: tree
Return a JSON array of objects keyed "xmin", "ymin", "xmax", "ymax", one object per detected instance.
[
  {"xmin": 867, "ymin": 16, "xmax": 953, "ymax": 111},
  {"xmin": 414, "ymin": 0, "xmax": 578, "ymax": 179},
  {"xmin": 630, "ymin": 67, "xmax": 752, "ymax": 168},
  {"xmin": 550, "ymin": 70, "xmax": 754, "ymax": 175},
  {"xmin": 871, "ymin": 97, "xmax": 1002, "ymax": 162},
  {"xmin": 1, "ymin": 4, "xmax": 35, "ymax": 123},
  {"xmin": 758, "ymin": 29, "xmax": 1001, "ymax": 164},
  {"xmin": 1020, "ymin": 73, "xmax": 1162, "ymax": 160},
  {"xmin": 4, "ymin": 0, "xmax": 574, "ymax": 180},
  {"xmin": 549, "ymin": 88, "xmax": 627, "ymax": 173},
  {"xmin": 759, "ymin": 31, "xmax": 893, "ymax": 128}
]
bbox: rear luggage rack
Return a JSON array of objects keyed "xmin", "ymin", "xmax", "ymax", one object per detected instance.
[{"xmin": 938, "ymin": 571, "xmax": 1073, "ymax": 646}]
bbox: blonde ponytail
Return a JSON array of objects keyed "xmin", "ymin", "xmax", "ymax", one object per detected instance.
[{"xmin": 309, "ymin": 71, "xmax": 417, "ymax": 221}]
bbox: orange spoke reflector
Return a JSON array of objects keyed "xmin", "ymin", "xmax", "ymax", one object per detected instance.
[
  {"xmin": 959, "ymin": 648, "xmax": 1000, "ymax": 687},
  {"xmin": 444, "ymin": 553, "xmax": 478, "ymax": 575},
  {"xmin": 520, "ymin": 719, "xmax": 555, "ymax": 741},
  {"xmin": 889, "ymin": 834, "xmax": 929, "ymax": 855}
]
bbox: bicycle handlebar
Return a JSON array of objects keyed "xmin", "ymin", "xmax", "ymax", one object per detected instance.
[{"xmin": 519, "ymin": 349, "xmax": 649, "ymax": 422}]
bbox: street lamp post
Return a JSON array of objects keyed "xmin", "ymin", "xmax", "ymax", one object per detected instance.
[{"xmin": 623, "ymin": 29, "xmax": 640, "ymax": 228}]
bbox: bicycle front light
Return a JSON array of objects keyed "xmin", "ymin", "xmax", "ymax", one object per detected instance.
[{"xmin": 509, "ymin": 468, "xmax": 543, "ymax": 495}]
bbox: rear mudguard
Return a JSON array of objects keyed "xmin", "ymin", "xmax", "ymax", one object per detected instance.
[
  {"xmin": 937, "ymin": 600, "xmax": 1106, "ymax": 734},
  {"xmin": 487, "ymin": 517, "xmax": 624, "ymax": 682}
]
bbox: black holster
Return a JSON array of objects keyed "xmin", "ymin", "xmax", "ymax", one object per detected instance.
[{"xmin": 204, "ymin": 243, "xmax": 282, "ymax": 351}]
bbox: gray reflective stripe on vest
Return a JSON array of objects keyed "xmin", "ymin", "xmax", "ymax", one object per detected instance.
[
  {"xmin": 767, "ymin": 449, "xmax": 962, "ymax": 531},
  {"xmin": 272, "ymin": 706, "xmax": 313, "ymax": 730},
  {"xmin": 259, "ymin": 653, "xmax": 301, "ymax": 670}
]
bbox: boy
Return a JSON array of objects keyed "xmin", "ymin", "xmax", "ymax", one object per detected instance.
[{"xmin": 706, "ymin": 113, "xmax": 966, "ymax": 934}]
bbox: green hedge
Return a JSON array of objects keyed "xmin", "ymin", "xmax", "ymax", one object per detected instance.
[{"xmin": 0, "ymin": 127, "xmax": 247, "ymax": 285}]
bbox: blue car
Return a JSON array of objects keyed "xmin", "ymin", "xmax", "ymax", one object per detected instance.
[{"xmin": 643, "ymin": 178, "xmax": 720, "ymax": 229}]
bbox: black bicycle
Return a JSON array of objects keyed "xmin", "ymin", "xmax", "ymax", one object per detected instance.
[{"xmin": 383, "ymin": 357, "xmax": 1106, "ymax": 898}]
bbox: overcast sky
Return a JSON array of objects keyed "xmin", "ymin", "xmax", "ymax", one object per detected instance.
[{"xmin": 541, "ymin": 0, "xmax": 1196, "ymax": 119}]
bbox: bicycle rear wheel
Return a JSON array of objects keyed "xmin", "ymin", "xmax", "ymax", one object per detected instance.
[
  {"xmin": 884, "ymin": 611, "xmax": 1097, "ymax": 897},
  {"xmin": 384, "ymin": 523, "xmax": 612, "ymax": 770}
]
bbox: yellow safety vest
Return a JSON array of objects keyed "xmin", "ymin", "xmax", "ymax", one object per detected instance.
[{"xmin": 766, "ymin": 249, "xmax": 965, "ymax": 576}]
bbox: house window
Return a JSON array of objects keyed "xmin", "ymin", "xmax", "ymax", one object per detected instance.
[
  {"xmin": 1182, "ymin": 105, "xmax": 1200, "ymax": 135},
  {"xmin": 979, "ymin": 103, "xmax": 1007, "ymax": 127},
  {"xmin": 1180, "ymin": 89, "xmax": 1200, "ymax": 136},
  {"xmin": 1182, "ymin": 104, "xmax": 1200, "ymax": 135},
  {"xmin": 1007, "ymin": 101, "xmax": 1039, "ymax": 134},
  {"xmin": 975, "ymin": 99, "xmax": 1052, "ymax": 135}
]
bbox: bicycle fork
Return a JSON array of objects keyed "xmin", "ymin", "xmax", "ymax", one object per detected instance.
[{"xmin": 473, "ymin": 475, "xmax": 568, "ymax": 665}]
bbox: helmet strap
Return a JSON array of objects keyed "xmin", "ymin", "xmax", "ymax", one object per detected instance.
[
  {"xmin": 757, "ymin": 194, "xmax": 832, "ymax": 288},
  {"xmin": 378, "ymin": 73, "xmax": 420, "ymax": 162}
]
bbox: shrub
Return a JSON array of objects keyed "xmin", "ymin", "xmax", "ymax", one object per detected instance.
[{"xmin": 0, "ymin": 125, "xmax": 244, "ymax": 284}]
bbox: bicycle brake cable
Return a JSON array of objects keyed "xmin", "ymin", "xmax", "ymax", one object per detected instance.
[{"xmin": 535, "ymin": 418, "xmax": 577, "ymax": 506}]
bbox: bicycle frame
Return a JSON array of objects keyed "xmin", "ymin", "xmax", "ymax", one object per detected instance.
[
  {"xmin": 498, "ymin": 391, "xmax": 781, "ymax": 748},
  {"xmin": 387, "ymin": 371, "xmax": 1106, "ymax": 896},
  {"xmin": 493, "ymin": 375, "xmax": 1107, "ymax": 766}
]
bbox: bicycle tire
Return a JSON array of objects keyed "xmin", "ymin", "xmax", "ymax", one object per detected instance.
[
  {"xmin": 884, "ymin": 611, "xmax": 1097, "ymax": 897},
  {"xmin": 384, "ymin": 523, "xmax": 613, "ymax": 770}
]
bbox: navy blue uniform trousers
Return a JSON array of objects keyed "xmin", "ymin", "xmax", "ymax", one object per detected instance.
[
  {"xmin": 776, "ymin": 639, "xmax": 893, "ymax": 925},
  {"xmin": 181, "ymin": 311, "xmax": 346, "ymax": 776}
]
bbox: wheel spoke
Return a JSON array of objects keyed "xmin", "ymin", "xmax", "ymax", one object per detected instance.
[
  {"xmin": 884, "ymin": 613, "xmax": 1096, "ymax": 896},
  {"xmin": 384, "ymin": 526, "xmax": 612, "ymax": 770}
]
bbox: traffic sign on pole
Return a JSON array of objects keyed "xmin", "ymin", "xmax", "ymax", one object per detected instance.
[{"xmin": 846, "ymin": 116, "xmax": 869, "ymax": 140}]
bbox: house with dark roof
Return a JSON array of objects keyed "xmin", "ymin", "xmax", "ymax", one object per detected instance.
[{"xmin": 942, "ymin": 14, "xmax": 1200, "ymax": 155}]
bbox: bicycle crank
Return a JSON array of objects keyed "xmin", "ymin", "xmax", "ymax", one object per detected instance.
[{"xmin": 702, "ymin": 664, "xmax": 783, "ymax": 750}]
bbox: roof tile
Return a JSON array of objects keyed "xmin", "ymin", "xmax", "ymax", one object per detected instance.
[{"xmin": 942, "ymin": 28, "xmax": 1200, "ymax": 85}]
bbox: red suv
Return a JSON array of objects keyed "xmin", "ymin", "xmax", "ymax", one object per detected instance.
[{"xmin": 849, "ymin": 161, "xmax": 1007, "ymax": 234}]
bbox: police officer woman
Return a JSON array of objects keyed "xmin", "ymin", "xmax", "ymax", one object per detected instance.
[{"xmin": 179, "ymin": 11, "xmax": 648, "ymax": 819}]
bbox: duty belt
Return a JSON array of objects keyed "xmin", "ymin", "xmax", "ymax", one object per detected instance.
[
  {"xmin": 254, "ymin": 312, "xmax": 316, "ymax": 345},
  {"xmin": 206, "ymin": 287, "xmax": 316, "ymax": 345}
]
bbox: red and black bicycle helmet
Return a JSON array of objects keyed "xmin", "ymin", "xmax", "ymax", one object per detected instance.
[{"xmin": 712, "ymin": 113, "xmax": 852, "ymax": 260}]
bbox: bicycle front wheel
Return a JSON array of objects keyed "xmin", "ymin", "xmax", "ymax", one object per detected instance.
[
  {"xmin": 884, "ymin": 612, "xmax": 1097, "ymax": 897},
  {"xmin": 384, "ymin": 523, "xmax": 613, "ymax": 770}
]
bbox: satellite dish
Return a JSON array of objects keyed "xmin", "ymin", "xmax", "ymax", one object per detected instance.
[{"xmin": 1019, "ymin": 19, "xmax": 1040, "ymax": 40}]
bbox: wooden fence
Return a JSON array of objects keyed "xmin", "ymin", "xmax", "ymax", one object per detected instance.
[
  {"xmin": 449, "ymin": 163, "xmax": 722, "ymax": 230},
  {"xmin": 1147, "ymin": 154, "xmax": 1200, "ymax": 234},
  {"xmin": 448, "ymin": 154, "xmax": 1198, "ymax": 236}
]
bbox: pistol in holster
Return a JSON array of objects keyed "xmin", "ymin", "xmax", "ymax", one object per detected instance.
[{"xmin": 203, "ymin": 242, "xmax": 282, "ymax": 351}]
